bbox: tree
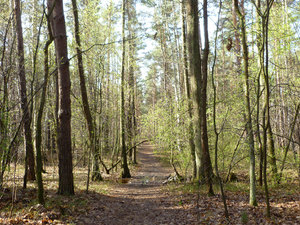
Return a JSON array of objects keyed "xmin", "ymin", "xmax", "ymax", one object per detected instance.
[
  {"xmin": 121, "ymin": 0, "xmax": 131, "ymax": 178},
  {"xmin": 48, "ymin": 0, "xmax": 74, "ymax": 195},
  {"xmin": 255, "ymin": 0, "xmax": 264, "ymax": 187},
  {"xmin": 71, "ymin": 0, "xmax": 102, "ymax": 182},
  {"xmin": 201, "ymin": 0, "xmax": 215, "ymax": 194},
  {"xmin": 181, "ymin": 1, "xmax": 196, "ymax": 179},
  {"xmin": 14, "ymin": 0, "xmax": 36, "ymax": 187},
  {"xmin": 234, "ymin": 0, "xmax": 257, "ymax": 206},
  {"xmin": 255, "ymin": 0, "xmax": 278, "ymax": 183},
  {"xmin": 211, "ymin": 0, "xmax": 229, "ymax": 218},
  {"xmin": 126, "ymin": 0, "xmax": 138, "ymax": 164},
  {"xmin": 0, "ymin": 5, "xmax": 13, "ymax": 188},
  {"xmin": 34, "ymin": 4, "xmax": 54, "ymax": 205},
  {"xmin": 185, "ymin": 0, "xmax": 213, "ymax": 195}
]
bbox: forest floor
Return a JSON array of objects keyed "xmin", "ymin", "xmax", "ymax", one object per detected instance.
[{"xmin": 1, "ymin": 143, "xmax": 300, "ymax": 224}]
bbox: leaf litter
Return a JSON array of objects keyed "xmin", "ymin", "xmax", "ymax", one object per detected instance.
[{"xmin": 1, "ymin": 143, "xmax": 299, "ymax": 224}]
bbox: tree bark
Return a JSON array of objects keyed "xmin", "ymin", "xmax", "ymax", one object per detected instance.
[
  {"xmin": 201, "ymin": 0, "xmax": 214, "ymax": 195},
  {"xmin": 181, "ymin": 1, "xmax": 196, "ymax": 179},
  {"xmin": 0, "ymin": 9, "xmax": 13, "ymax": 188},
  {"xmin": 186, "ymin": 0, "xmax": 213, "ymax": 195},
  {"xmin": 48, "ymin": 0, "xmax": 74, "ymax": 195},
  {"xmin": 71, "ymin": 0, "xmax": 102, "ymax": 182},
  {"xmin": 121, "ymin": 0, "xmax": 131, "ymax": 178},
  {"xmin": 232, "ymin": 0, "xmax": 241, "ymax": 69},
  {"xmin": 211, "ymin": 0, "xmax": 229, "ymax": 217},
  {"xmin": 234, "ymin": 0, "xmax": 257, "ymax": 206},
  {"xmin": 14, "ymin": 0, "xmax": 36, "ymax": 185},
  {"xmin": 35, "ymin": 11, "xmax": 54, "ymax": 205},
  {"xmin": 126, "ymin": 0, "xmax": 137, "ymax": 164},
  {"xmin": 255, "ymin": 0, "xmax": 264, "ymax": 187},
  {"xmin": 263, "ymin": 2, "xmax": 278, "ymax": 182}
]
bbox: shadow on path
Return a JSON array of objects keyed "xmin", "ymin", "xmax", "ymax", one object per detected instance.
[{"xmin": 76, "ymin": 143, "xmax": 196, "ymax": 225}]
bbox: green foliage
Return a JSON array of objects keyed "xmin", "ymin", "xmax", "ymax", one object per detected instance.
[
  {"xmin": 224, "ymin": 181, "xmax": 249, "ymax": 193},
  {"xmin": 240, "ymin": 211, "xmax": 249, "ymax": 224},
  {"xmin": 0, "ymin": 0, "xmax": 299, "ymax": 214},
  {"xmin": 141, "ymin": 98, "xmax": 192, "ymax": 177}
]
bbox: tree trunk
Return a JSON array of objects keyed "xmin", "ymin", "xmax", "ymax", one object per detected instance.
[
  {"xmin": 0, "ymin": 9, "xmax": 12, "ymax": 188},
  {"xmin": 186, "ymin": 0, "xmax": 213, "ymax": 195},
  {"xmin": 71, "ymin": 0, "xmax": 102, "ymax": 182},
  {"xmin": 201, "ymin": 0, "xmax": 214, "ymax": 195},
  {"xmin": 255, "ymin": 0, "xmax": 264, "ymax": 187},
  {"xmin": 14, "ymin": 0, "xmax": 36, "ymax": 186},
  {"xmin": 232, "ymin": 0, "xmax": 241, "ymax": 69},
  {"xmin": 48, "ymin": 0, "xmax": 74, "ymax": 195},
  {"xmin": 264, "ymin": 5, "xmax": 278, "ymax": 182},
  {"xmin": 126, "ymin": 0, "xmax": 136, "ymax": 164},
  {"xmin": 121, "ymin": 0, "xmax": 131, "ymax": 178},
  {"xmin": 211, "ymin": 0, "xmax": 229, "ymax": 217},
  {"xmin": 234, "ymin": 0, "xmax": 257, "ymax": 206},
  {"xmin": 181, "ymin": 1, "xmax": 196, "ymax": 179},
  {"xmin": 35, "ymin": 14, "xmax": 54, "ymax": 205}
]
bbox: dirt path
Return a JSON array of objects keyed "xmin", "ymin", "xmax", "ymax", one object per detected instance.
[
  {"xmin": 76, "ymin": 143, "xmax": 196, "ymax": 225},
  {"xmin": 2, "ymin": 143, "xmax": 299, "ymax": 224}
]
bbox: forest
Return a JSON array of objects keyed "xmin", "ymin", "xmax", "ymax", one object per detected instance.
[{"xmin": 0, "ymin": 0, "xmax": 299, "ymax": 224}]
